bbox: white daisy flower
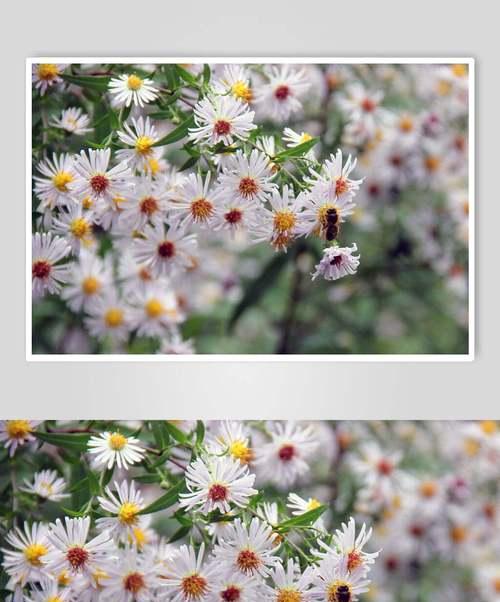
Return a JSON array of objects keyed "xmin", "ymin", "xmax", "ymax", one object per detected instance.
[
  {"xmin": 179, "ymin": 455, "xmax": 257, "ymax": 514},
  {"xmin": 119, "ymin": 176, "xmax": 170, "ymax": 231},
  {"xmin": 32, "ymin": 232, "xmax": 71, "ymax": 299},
  {"xmin": 212, "ymin": 517, "xmax": 280, "ymax": 578},
  {"xmin": 161, "ymin": 542, "xmax": 217, "ymax": 602},
  {"xmin": 287, "ymin": 493, "xmax": 325, "ymax": 531},
  {"xmin": 315, "ymin": 518, "xmax": 379, "ymax": 574},
  {"xmin": 310, "ymin": 556, "xmax": 370, "ymax": 602},
  {"xmin": 108, "ymin": 73, "xmax": 159, "ymax": 108},
  {"xmin": 217, "ymin": 149, "xmax": 277, "ymax": 206},
  {"xmin": 250, "ymin": 186, "xmax": 303, "ymax": 252},
  {"xmin": 117, "ymin": 250, "xmax": 158, "ymax": 296},
  {"xmin": 208, "ymin": 421, "xmax": 254, "ymax": 465},
  {"xmin": 169, "ymin": 173, "xmax": 222, "ymax": 229},
  {"xmin": 207, "ymin": 572, "xmax": 260, "ymax": 602},
  {"xmin": 189, "ymin": 95, "xmax": 256, "ymax": 147},
  {"xmin": 255, "ymin": 65, "xmax": 310, "ymax": 122},
  {"xmin": 32, "ymin": 63, "xmax": 67, "ymax": 95},
  {"xmin": 254, "ymin": 422, "xmax": 319, "ymax": 488},
  {"xmin": 337, "ymin": 82, "xmax": 387, "ymax": 138},
  {"xmin": 211, "ymin": 197, "xmax": 260, "ymax": 236},
  {"xmin": 52, "ymin": 203, "xmax": 95, "ymax": 254},
  {"xmin": 116, "ymin": 116, "xmax": 161, "ymax": 171},
  {"xmin": 311, "ymin": 244, "xmax": 360, "ymax": 282},
  {"xmin": 263, "ymin": 558, "xmax": 315, "ymax": 602},
  {"xmin": 61, "ymin": 250, "xmax": 113, "ymax": 312},
  {"xmin": 50, "ymin": 107, "xmax": 92, "ymax": 135},
  {"xmin": 21, "ymin": 469, "xmax": 68, "ymax": 502},
  {"xmin": 73, "ymin": 148, "xmax": 133, "ymax": 206},
  {"xmin": 46, "ymin": 517, "xmax": 115, "ymax": 578},
  {"xmin": 87, "ymin": 432, "xmax": 145, "ymax": 470},
  {"xmin": 96, "ymin": 480, "xmax": 146, "ymax": 542},
  {"xmin": 132, "ymin": 223, "xmax": 198, "ymax": 278},
  {"xmin": 84, "ymin": 289, "xmax": 131, "ymax": 344},
  {"xmin": 215, "ymin": 65, "xmax": 254, "ymax": 103},
  {"xmin": 129, "ymin": 282, "xmax": 184, "ymax": 337},
  {"xmin": 0, "ymin": 420, "xmax": 41, "ymax": 457},
  {"xmin": 1, "ymin": 522, "xmax": 51, "ymax": 585},
  {"xmin": 101, "ymin": 547, "xmax": 161, "ymax": 602},
  {"xmin": 24, "ymin": 577, "xmax": 73, "ymax": 602},
  {"xmin": 255, "ymin": 502, "xmax": 279, "ymax": 528},
  {"xmin": 307, "ymin": 150, "xmax": 364, "ymax": 207},
  {"xmin": 34, "ymin": 153, "xmax": 78, "ymax": 211},
  {"xmin": 158, "ymin": 333, "xmax": 195, "ymax": 355},
  {"xmin": 283, "ymin": 128, "xmax": 317, "ymax": 161}
]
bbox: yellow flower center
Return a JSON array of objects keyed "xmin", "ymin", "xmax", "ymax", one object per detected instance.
[
  {"xmin": 147, "ymin": 157, "xmax": 160, "ymax": 175},
  {"xmin": 231, "ymin": 80, "xmax": 253, "ymax": 102},
  {"xmin": 24, "ymin": 543, "xmax": 48, "ymax": 566},
  {"xmin": 37, "ymin": 63, "xmax": 60, "ymax": 81},
  {"xmin": 58, "ymin": 571, "xmax": 71, "ymax": 586},
  {"xmin": 273, "ymin": 209, "xmax": 296, "ymax": 233},
  {"xmin": 450, "ymin": 525, "xmax": 468, "ymax": 543},
  {"xmin": 306, "ymin": 497, "xmax": 321, "ymax": 511},
  {"xmin": 127, "ymin": 74, "xmax": 143, "ymax": 90},
  {"xmin": 82, "ymin": 276, "xmax": 101, "ymax": 296},
  {"xmin": 70, "ymin": 217, "xmax": 91, "ymax": 239},
  {"xmin": 493, "ymin": 577, "xmax": 500, "ymax": 593},
  {"xmin": 109, "ymin": 432, "xmax": 127, "ymax": 450},
  {"xmin": 424, "ymin": 155, "xmax": 441, "ymax": 172},
  {"xmin": 6, "ymin": 420, "xmax": 33, "ymax": 439},
  {"xmin": 118, "ymin": 501, "xmax": 140, "ymax": 525},
  {"xmin": 399, "ymin": 116, "xmax": 414, "ymax": 132},
  {"xmin": 419, "ymin": 480, "xmax": 438, "ymax": 498},
  {"xmin": 464, "ymin": 437, "xmax": 480, "ymax": 456},
  {"xmin": 480, "ymin": 420, "xmax": 497, "ymax": 435},
  {"xmin": 135, "ymin": 136, "xmax": 154, "ymax": 156},
  {"xmin": 52, "ymin": 171, "xmax": 74, "ymax": 192},
  {"xmin": 182, "ymin": 574, "xmax": 208, "ymax": 599},
  {"xmin": 47, "ymin": 597, "xmax": 63, "ymax": 602},
  {"xmin": 132, "ymin": 527, "xmax": 148, "ymax": 549},
  {"xmin": 104, "ymin": 308, "xmax": 124, "ymax": 328},
  {"xmin": 277, "ymin": 588, "xmax": 302, "ymax": 602},
  {"xmin": 82, "ymin": 196, "xmax": 93, "ymax": 210},
  {"xmin": 437, "ymin": 80, "xmax": 452, "ymax": 96},
  {"xmin": 451, "ymin": 64, "xmax": 467, "ymax": 78},
  {"xmin": 299, "ymin": 132, "xmax": 312, "ymax": 143},
  {"xmin": 229, "ymin": 440, "xmax": 253, "ymax": 464},
  {"xmin": 327, "ymin": 581, "xmax": 352, "ymax": 602},
  {"xmin": 145, "ymin": 298, "xmax": 165, "ymax": 318}
]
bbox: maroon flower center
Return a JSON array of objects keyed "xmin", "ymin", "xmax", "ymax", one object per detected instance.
[
  {"xmin": 140, "ymin": 196, "xmax": 159, "ymax": 216},
  {"xmin": 32, "ymin": 260, "xmax": 51, "ymax": 279},
  {"xmin": 236, "ymin": 549, "xmax": 260, "ymax": 574},
  {"xmin": 66, "ymin": 546, "xmax": 89, "ymax": 570},
  {"xmin": 278, "ymin": 444, "xmax": 295, "ymax": 462},
  {"xmin": 90, "ymin": 174, "xmax": 109, "ymax": 194},
  {"xmin": 377, "ymin": 458, "xmax": 393, "ymax": 475},
  {"xmin": 158, "ymin": 241, "xmax": 175, "ymax": 258},
  {"xmin": 361, "ymin": 98, "xmax": 376, "ymax": 112},
  {"xmin": 275, "ymin": 85, "xmax": 290, "ymax": 101},
  {"xmin": 124, "ymin": 572, "xmax": 145, "ymax": 593},
  {"xmin": 221, "ymin": 586, "xmax": 241, "ymax": 602},
  {"xmin": 208, "ymin": 483, "xmax": 229, "ymax": 502},
  {"xmin": 238, "ymin": 177, "xmax": 258, "ymax": 199},
  {"xmin": 214, "ymin": 120, "xmax": 232, "ymax": 136},
  {"xmin": 329, "ymin": 255, "xmax": 343, "ymax": 267},
  {"xmin": 224, "ymin": 209, "xmax": 243, "ymax": 224}
]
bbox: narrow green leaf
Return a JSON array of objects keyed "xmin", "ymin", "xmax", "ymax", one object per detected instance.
[
  {"xmin": 276, "ymin": 505, "xmax": 326, "ymax": 531},
  {"xmin": 153, "ymin": 114, "xmax": 195, "ymax": 147},
  {"xmin": 168, "ymin": 525, "xmax": 191, "ymax": 543},
  {"xmin": 174, "ymin": 65, "xmax": 199, "ymax": 87},
  {"xmin": 138, "ymin": 479, "xmax": 185, "ymax": 515},
  {"xmin": 62, "ymin": 74, "xmax": 111, "ymax": 92},
  {"xmin": 151, "ymin": 421, "xmax": 171, "ymax": 450},
  {"xmin": 203, "ymin": 64, "xmax": 211, "ymax": 85},
  {"xmin": 274, "ymin": 137, "xmax": 319, "ymax": 161},
  {"xmin": 35, "ymin": 431, "xmax": 90, "ymax": 452},
  {"xmin": 180, "ymin": 156, "xmax": 199, "ymax": 172},
  {"xmin": 164, "ymin": 422, "xmax": 188, "ymax": 444},
  {"xmin": 195, "ymin": 420, "xmax": 205, "ymax": 447}
]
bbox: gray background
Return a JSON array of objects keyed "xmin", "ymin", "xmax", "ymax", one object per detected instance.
[{"xmin": 3, "ymin": 0, "xmax": 496, "ymax": 419}]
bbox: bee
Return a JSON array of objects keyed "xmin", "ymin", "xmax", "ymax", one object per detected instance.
[
  {"xmin": 335, "ymin": 585, "xmax": 352, "ymax": 602},
  {"xmin": 323, "ymin": 207, "xmax": 340, "ymax": 241}
]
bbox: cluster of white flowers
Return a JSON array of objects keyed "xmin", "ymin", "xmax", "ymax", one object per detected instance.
[
  {"xmin": 0, "ymin": 420, "xmax": 379, "ymax": 602},
  {"xmin": 31, "ymin": 62, "xmax": 370, "ymax": 354}
]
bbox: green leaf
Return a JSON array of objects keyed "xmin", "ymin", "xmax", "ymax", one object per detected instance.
[
  {"xmin": 151, "ymin": 421, "xmax": 171, "ymax": 450},
  {"xmin": 168, "ymin": 525, "xmax": 191, "ymax": 543},
  {"xmin": 134, "ymin": 473, "xmax": 163, "ymax": 484},
  {"xmin": 195, "ymin": 420, "xmax": 205, "ymax": 447},
  {"xmin": 61, "ymin": 74, "xmax": 111, "ymax": 92},
  {"xmin": 174, "ymin": 65, "xmax": 199, "ymax": 87},
  {"xmin": 203, "ymin": 64, "xmax": 211, "ymax": 85},
  {"xmin": 35, "ymin": 431, "xmax": 90, "ymax": 452},
  {"xmin": 276, "ymin": 505, "xmax": 326, "ymax": 531},
  {"xmin": 164, "ymin": 422, "xmax": 188, "ymax": 444},
  {"xmin": 138, "ymin": 479, "xmax": 185, "ymax": 515},
  {"xmin": 180, "ymin": 156, "xmax": 199, "ymax": 172},
  {"xmin": 228, "ymin": 252, "xmax": 292, "ymax": 331},
  {"xmin": 153, "ymin": 114, "xmax": 195, "ymax": 147},
  {"xmin": 274, "ymin": 137, "xmax": 319, "ymax": 161}
]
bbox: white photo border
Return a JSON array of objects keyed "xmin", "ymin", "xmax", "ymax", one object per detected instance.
[{"xmin": 26, "ymin": 57, "xmax": 475, "ymax": 362}]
